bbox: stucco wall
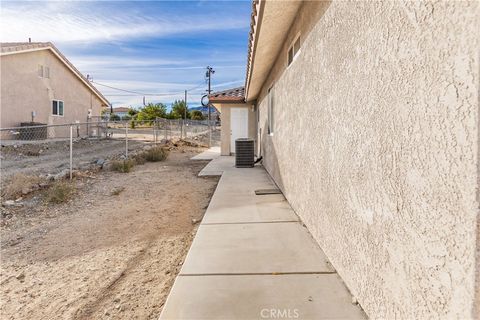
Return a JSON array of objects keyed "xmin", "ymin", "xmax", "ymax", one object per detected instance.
[
  {"xmin": 217, "ymin": 103, "xmax": 256, "ymax": 155},
  {"xmin": 257, "ymin": 1, "xmax": 479, "ymax": 318},
  {"xmin": 0, "ymin": 50, "xmax": 104, "ymax": 130}
]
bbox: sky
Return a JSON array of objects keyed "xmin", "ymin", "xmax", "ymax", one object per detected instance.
[{"xmin": 0, "ymin": 0, "xmax": 252, "ymax": 108}]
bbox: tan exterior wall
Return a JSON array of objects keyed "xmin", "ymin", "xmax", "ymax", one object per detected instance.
[
  {"xmin": 256, "ymin": 1, "xmax": 479, "ymax": 319},
  {"xmin": 216, "ymin": 103, "xmax": 256, "ymax": 156},
  {"xmin": 0, "ymin": 50, "xmax": 105, "ymax": 131}
]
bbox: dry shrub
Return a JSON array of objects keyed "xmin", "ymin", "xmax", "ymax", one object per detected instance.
[
  {"xmin": 133, "ymin": 153, "xmax": 146, "ymax": 165},
  {"xmin": 111, "ymin": 186, "xmax": 125, "ymax": 196},
  {"xmin": 144, "ymin": 147, "xmax": 169, "ymax": 162},
  {"xmin": 45, "ymin": 181, "xmax": 75, "ymax": 204},
  {"xmin": 110, "ymin": 159, "xmax": 135, "ymax": 173},
  {"xmin": 3, "ymin": 173, "xmax": 43, "ymax": 200}
]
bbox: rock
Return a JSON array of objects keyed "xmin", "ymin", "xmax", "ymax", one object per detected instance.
[
  {"xmin": 96, "ymin": 158, "xmax": 106, "ymax": 166},
  {"xmin": 53, "ymin": 169, "xmax": 70, "ymax": 180},
  {"xmin": 308, "ymin": 296, "xmax": 313, "ymax": 302},
  {"xmin": 351, "ymin": 296, "xmax": 358, "ymax": 305},
  {"xmin": 191, "ymin": 218, "xmax": 200, "ymax": 225},
  {"xmin": 21, "ymin": 187, "xmax": 32, "ymax": 195},
  {"xmin": 16, "ymin": 272, "xmax": 25, "ymax": 281},
  {"xmin": 15, "ymin": 197, "xmax": 23, "ymax": 202},
  {"xmin": 3, "ymin": 200, "xmax": 15, "ymax": 207}
]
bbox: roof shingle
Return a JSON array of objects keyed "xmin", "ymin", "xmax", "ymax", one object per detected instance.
[{"xmin": 209, "ymin": 86, "xmax": 245, "ymax": 103}]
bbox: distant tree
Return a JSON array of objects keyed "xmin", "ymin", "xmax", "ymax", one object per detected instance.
[
  {"xmin": 128, "ymin": 107, "xmax": 138, "ymax": 117},
  {"xmin": 136, "ymin": 103, "xmax": 167, "ymax": 121},
  {"xmin": 170, "ymin": 100, "xmax": 190, "ymax": 119},
  {"xmin": 110, "ymin": 113, "xmax": 120, "ymax": 121},
  {"xmin": 190, "ymin": 110, "xmax": 205, "ymax": 120}
]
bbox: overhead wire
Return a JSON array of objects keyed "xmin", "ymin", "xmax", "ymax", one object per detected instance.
[{"xmin": 92, "ymin": 80, "xmax": 206, "ymax": 97}]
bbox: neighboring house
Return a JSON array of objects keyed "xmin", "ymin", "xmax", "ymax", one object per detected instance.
[
  {"xmin": 210, "ymin": 1, "xmax": 478, "ymax": 319},
  {"xmin": 0, "ymin": 42, "xmax": 109, "ymax": 133},
  {"xmin": 111, "ymin": 107, "xmax": 130, "ymax": 119}
]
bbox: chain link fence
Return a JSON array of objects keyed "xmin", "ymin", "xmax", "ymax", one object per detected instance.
[{"xmin": 0, "ymin": 118, "xmax": 220, "ymax": 180}]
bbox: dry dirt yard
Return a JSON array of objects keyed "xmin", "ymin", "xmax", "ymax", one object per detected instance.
[{"xmin": 0, "ymin": 145, "xmax": 219, "ymax": 319}]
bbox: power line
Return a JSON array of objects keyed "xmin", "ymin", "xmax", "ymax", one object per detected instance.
[{"xmin": 91, "ymin": 80, "xmax": 205, "ymax": 97}]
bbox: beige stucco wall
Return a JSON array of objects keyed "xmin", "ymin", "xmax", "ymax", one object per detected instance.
[
  {"xmin": 256, "ymin": 1, "xmax": 479, "ymax": 319},
  {"xmin": 216, "ymin": 103, "xmax": 256, "ymax": 156},
  {"xmin": 0, "ymin": 50, "xmax": 105, "ymax": 133}
]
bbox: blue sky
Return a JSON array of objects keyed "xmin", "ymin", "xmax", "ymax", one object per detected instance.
[{"xmin": 1, "ymin": 0, "xmax": 251, "ymax": 108}]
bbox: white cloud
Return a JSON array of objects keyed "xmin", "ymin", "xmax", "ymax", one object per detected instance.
[{"xmin": 0, "ymin": 1, "xmax": 247, "ymax": 43}]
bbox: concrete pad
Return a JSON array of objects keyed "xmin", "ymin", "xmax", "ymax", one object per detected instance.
[
  {"xmin": 191, "ymin": 147, "xmax": 220, "ymax": 160},
  {"xmin": 180, "ymin": 222, "xmax": 333, "ymax": 275},
  {"xmin": 203, "ymin": 195, "xmax": 298, "ymax": 224},
  {"xmin": 159, "ymin": 274, "xmax": 366, "ymax": 319},
  {"xmin": 198, "ymin": 156, "xmax": 235, "ymax": 176}
]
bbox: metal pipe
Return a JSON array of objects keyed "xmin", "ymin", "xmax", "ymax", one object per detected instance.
[{"xmin": 69, "ymin": 125, "xmax": 73, "ymax": 180}]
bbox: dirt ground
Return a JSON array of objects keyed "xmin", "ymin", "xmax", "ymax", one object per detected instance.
[
  {"xmin": 0, "ymin": 146, "xmax": 219, "ymax": 319},
  {"xmin": 0, "ymin": 138, "xmax": 146, "ymax": 180},
  {"xmin": 0, "ymin": 128, "xmax": 220, "ymax": 180}
]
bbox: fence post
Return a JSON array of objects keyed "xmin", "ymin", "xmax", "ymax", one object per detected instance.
[
  {"xmin": 153, "ymin": 120, "xmax": 156, "ymax": 144},
  {"xmin": 69, "ymin": 125, "xmax": 73, "ymax": 180},
  {"xmin": 125, "ymin": 122, "xmax": 128, "ymax": 158}
]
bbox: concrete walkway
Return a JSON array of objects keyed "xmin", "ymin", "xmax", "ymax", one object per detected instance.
[{"xmin": 160, "ymin": 154, "xmax": 366, "ymax": 319}]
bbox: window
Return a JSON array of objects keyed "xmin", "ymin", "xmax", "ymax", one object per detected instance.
[
  {"xmin": 287, "ymin": 35, "xmax": 301, "ymax": 66},
  {"xmin": 52, "ymin": 100, "xmax": 64, "ymax": 116},
  {"xmin": 267, "ymin": 87, "xmax": 274, "ymax": 135},
  {"xmin": 38, "ymin": 65, "xmax": 50, "ymax": 78}
]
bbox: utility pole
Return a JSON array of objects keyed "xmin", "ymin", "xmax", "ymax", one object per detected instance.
[
  {"xmin": 184, "ymin": 90, "xmax": 187, "ymax": 138},
  {"xmin": 205, "ymin": 66, "xmax": 215, "ymax": 147}
]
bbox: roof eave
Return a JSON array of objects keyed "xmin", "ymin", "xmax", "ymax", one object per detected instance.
[{"xmin": 245, "ymin": 0, "xmax": 303, "ymax": 102}]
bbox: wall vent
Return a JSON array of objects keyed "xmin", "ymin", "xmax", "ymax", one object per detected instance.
[{"xmin": 235, "ymin": 138, "xmax": 254, "ymax": 168}]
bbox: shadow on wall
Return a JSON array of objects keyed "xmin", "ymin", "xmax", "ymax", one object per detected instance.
[{"xmin": 259, "ymin": 118, "xmax": 285, "ymax": 193}]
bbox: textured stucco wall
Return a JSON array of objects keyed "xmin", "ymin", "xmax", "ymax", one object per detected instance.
[
  {"xmin": 257, "ymin": 1, "xmax": 479, "ymax": 318},
  {"xmin": 1, "ymin": 50, "xmax": 104, "ymax": 129}
]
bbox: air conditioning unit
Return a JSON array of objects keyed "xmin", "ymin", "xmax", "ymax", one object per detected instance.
[{"xmin": 235, "ymin": 138, "xmax": 254, "ymax": 168}]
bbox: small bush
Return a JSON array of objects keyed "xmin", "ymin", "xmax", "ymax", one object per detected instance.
[
  {"xmin": 45, "ymin": 181, "xmax": 75, "ymax": 204},
  {"xmin": 110, "ymin": 159, "xmax": 135, "ymax": 173},
  {"xmin": 3, "ymin": 173, "xmax": 43, "ymax": 200},
  {"xmin": 144, "ymin": 147, "xmax": 169, "ymax": 162},
  {"xmin": 133, "ymin": 153, "xmax": 146, "ymax": 165},
  {"xmin": 110, "ymin": 186, "xmax": 125, "ymax": 196}
]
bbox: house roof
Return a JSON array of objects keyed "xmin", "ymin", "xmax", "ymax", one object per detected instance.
[
  {"xmin": 1, "ymin": 42, "xmax": 110, "ymax": 106},
  {"xmin": 209, "ymin": 86, "xmax": 245, "ymax": 103},
  {"xmin": 112, "ymin": 107, "xmax": 130, "ymax": 113}
]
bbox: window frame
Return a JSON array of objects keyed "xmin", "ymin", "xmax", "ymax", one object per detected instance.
[
  {"xmin": 287, "ymin": 34, "xmax": 301, "ymax": 67},
  {"xmin": 44, "ymin": 66, "xmax": 50, "ymax": 78},
  {"xmin": 38, "ymin": 65, "xmax": 44, "ymax": 77},
  {"xmin": 267, "ymin": 86, "xmax": 274, "ymax": 136},
  {"xmin": 52, "ymin": 99, "xmax": 64, "ymax": 116}
]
